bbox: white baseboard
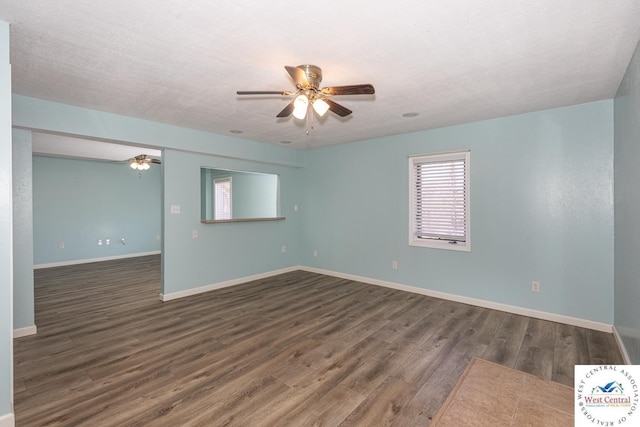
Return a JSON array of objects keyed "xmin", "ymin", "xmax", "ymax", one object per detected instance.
[
  {"xmin": 613, "ymin": 325, "xmax": 633, "ymax": 365},
  {"xmin": 299, "ymin": 266, "xmax": 613, "ymax": 333},
  {"xmin": 160, "ymin": 266, "xmax": 301, "ymax": 302},
  {"xmin": 13, "ymin": 325, "xmax": 36, "ymax": 339},
  {"xmin": 34, "ymin": 251, "xmax": 161, "ymax": 269},
  {"xmin": 158, "ymin": 263, "xmax": 613, "ymax": 333},
  {"xmin": 0, "ymin": 412, "xmax": 15, "ymax": 427}
]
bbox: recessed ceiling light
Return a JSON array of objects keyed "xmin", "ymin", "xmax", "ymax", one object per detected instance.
[
  {"xmin": 229, "ymin": 130, "xmax": 243, "ymax": 134},
  {"xmin": 402, "ymin": 112, "xmax": 419, "ymax": 118}
]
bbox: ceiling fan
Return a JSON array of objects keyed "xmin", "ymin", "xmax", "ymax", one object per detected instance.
[
  {"xmin": 237, "ymin": 65, "xmax": 375, "ymax": 126},
  {"xmin": 128, "ymin": 154, "xmax": 160, "ymax": 171}
]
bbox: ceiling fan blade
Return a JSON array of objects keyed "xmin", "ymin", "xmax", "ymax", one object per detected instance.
[
  {"xmin": 285, "ymin": 65, "xmax": 310, "ymax": 87},
  {"xmin": 276, "ymin": 100, "xmax": 296, "ymax": 118},
  {"xmin": 324, "ymin": 99, "xmax": 352, "ymax": 117},
  {"xmin": 150, "ymin": 159, "xmax": 161, "ymax": 164},
  {"xmin": 321, "ymin": 84, "xmax": 375, "ymax": 96},
  {"xmin": 237, "ymin": 90, "xmax": 292, "ymax": 95}
]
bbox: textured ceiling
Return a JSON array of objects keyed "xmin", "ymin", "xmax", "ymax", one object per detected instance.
[{"xmin": 2, "ymin": 1, "xmax": 640, "ymax": 150}]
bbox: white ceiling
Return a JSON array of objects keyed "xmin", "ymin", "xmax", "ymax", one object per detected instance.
[{"xmin": 2, "ymin": 1, "xmax": 640, "ymax": 150}]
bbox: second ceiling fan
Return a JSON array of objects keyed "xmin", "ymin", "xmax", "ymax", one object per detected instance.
[{"xmin": 237, "ymin": 65, "xmax": 375, "ymax": 121}]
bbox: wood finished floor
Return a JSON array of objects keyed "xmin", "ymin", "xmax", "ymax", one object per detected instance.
[{"xmin": 15, "ymin": 255, "xmax": 624, "ymax": 426}]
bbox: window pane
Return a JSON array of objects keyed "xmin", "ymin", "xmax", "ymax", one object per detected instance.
[
  {"xmin": 409, "ymin": 151, "xmax": 469, "ymax": 251},
  {"xmin": 415, "ymin": 159, "xmax": 466, "ymax": 241},
  {"xmin": 214, "ymin": 178, "xmax": 232, "ymax": 220}
]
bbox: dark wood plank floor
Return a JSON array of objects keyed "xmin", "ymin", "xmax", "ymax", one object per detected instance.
[{"xmin": 14, "ymin": 255, "xmax": 623, "ymax": 426}]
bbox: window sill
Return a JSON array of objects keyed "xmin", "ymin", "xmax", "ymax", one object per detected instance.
[
  {"xmin": 409, "ymin": 239, "xmax": 470, "ymax": 252},
  {"xmin": 201, "ymin": 217, "xmax": 286, "ymax": 224}
]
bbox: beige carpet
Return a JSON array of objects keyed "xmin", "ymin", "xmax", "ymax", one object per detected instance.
[{"xmin": 431, "ymin": 358, "xmax": 574, "ymax": 426}]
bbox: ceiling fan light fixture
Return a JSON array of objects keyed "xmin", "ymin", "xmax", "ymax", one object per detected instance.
[
  {"xmin": 313, "ymin": 98, "xmax": 330, "ymax": 117},
  {"xmin": 292, "ymin": 95, "xmax": 309, "ymax": 120},
  {"xmin": 129, "ymin": 154, "xmax": 153, "ymax": 171}
]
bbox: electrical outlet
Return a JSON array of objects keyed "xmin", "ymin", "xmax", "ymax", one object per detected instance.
[
  {"xmin": 294, "ymin": 204, "xmax": 299, "ymax": 211},
  {"xmin": 281, "ymin": 245, "xmax": 286, "ymax": 253},
  {"xmin": 170, "ymin": 205, "xmax": 181, "ymax": 214},
  {"xmin": 192, "ymin": 229, "xmax": 198, "ymax": 239},
  {"xmin": 98, "ymin": 239, "xmax": 103, "ymax": 246},
  {"xmin": 532, "ymin": 281, "xmax": 540, "ymax": 292},
  {"xmin": 392, "ymin": 260, "xmax": 398, "ymax": 270},
  {"xmin": 106, "ymin": 239, "xmax": 110, "ymax": 245},
  {"xmin": 313, "ymin": 250, "xmax": 318, "ymax": 258},
  {"xmin": 59, "ymin": 241, "xmax": 64, "ymax": 249}
]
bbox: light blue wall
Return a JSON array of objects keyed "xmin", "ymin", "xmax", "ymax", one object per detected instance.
[
  {"xmin": 163, "ymin": 149, "xmax": 302, "ymax": 294},
  {"xmin": 201, "ymin": 168, "xmax": 212, "ymax": 220},
  {"xmin": 32, "ymin": 155, "xmax": 161, "ymax": 265},
  {"xmin": 14, "ymin": 95, "xmax": 616, "ymax": 325},
  {"xmin": 303, "ymin": 101, "xmax": 614, "ymax": 324},
  {"xmin": 614, "ymin": 37, "xmax": 640, "ymax": 364},
  {"xmin": 12, "ymin": 95, "xmax": 304, "ymax": 168},
  {"xmin": 229, "ymin": 171, "xmax": 278, "ymax": 218},
  {"xmin": 12, "ymin": 129, "xmax": 34, "ymax": 331},
  {"xmin": 0, "ymin": 19, "xmax": 13, "ymax": 421}
]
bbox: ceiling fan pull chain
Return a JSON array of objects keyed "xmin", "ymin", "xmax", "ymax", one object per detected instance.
[{"xmin": 310, "ymin": 105, "xmax": 316, "ymax": 131}]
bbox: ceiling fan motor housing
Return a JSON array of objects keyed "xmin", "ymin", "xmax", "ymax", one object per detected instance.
[{"xmin": 299, "ymin": 65, "xmax": 322, "ymax": 89}]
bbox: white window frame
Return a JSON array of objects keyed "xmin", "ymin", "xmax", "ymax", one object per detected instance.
[
  {"xmin": 214, "ymin": 177, "xmax": 232, "ymax": 220},
  {"xmin": 409, "ymin": 150, "xmax": 470, "ymax": 252}
]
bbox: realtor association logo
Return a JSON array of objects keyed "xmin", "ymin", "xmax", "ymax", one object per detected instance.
[
  {"xmin": 575, "ymin": 365, "xmax": 639, "ymax": 426},
  {"xmin": 585, "ymin": 380, "xmax": 630, "ymax": 406}
]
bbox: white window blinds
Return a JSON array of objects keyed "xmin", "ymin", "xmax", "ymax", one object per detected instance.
[
  {"xmin": 409, "ymin": 151, "xmax": 470, "ymax": 251},
  {"xmin": 214, "ymin": 177, "xmax": 232, "ymax": 220}
]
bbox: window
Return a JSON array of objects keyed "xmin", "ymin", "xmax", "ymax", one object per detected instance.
[
  {"xmin": 409, "ymin": 150, "xmax": 470, "ymax": 251},
  {"xmin": 214, "ymin": 177, "xmax": 232, "ymax": 220}
]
